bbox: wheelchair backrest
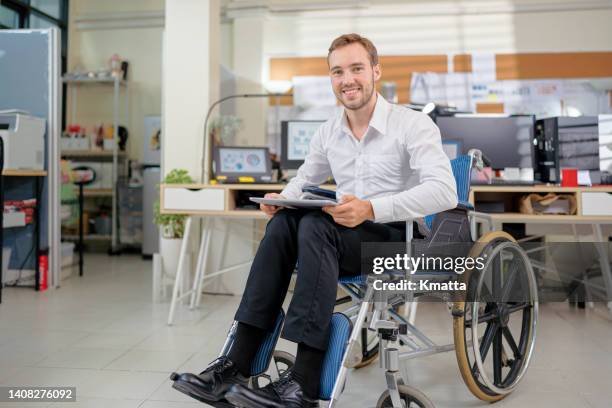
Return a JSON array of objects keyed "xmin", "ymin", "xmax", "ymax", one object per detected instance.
[
  {"xmin": 451, "ymin": 154, "xmax": 472, "ymax": 203},
  {"xmin": 424, "ymin": 154, "xmax": 473, "ymax": 230}
]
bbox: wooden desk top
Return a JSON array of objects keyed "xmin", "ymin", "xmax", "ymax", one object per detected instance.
[
  {"xmin": 161, "ymin": 183, "xmax": 336, "ymax": 190},
  {"xmin": 479, "ymin": 213, "xmax": 612, "ymax": 223},
  {"xmin": 160, "ymin": 183, "xmax": 612, "ymax": 221},
  {"xmin": 2, "ymin": 169, "xmax": 47, "ymax": 177},
  {"xmin": 471, "ymin": 185, "xmax": 612, "ymax": 193},
  {"xmin": 163, "ymin": 183, "xmax": 612, "ymax": 192}
]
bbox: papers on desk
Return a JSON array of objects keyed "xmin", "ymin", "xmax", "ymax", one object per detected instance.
[
  {"xmin": 599, "ymin": 114, "xmax": 612, "ymax": 173},
  {"xmin": 3, "ymin": 212, "xmax": 26, "ymax": 228},
  {"xmin": 578, "ymin": 170, "xmax": 592, "ymax": 186}
]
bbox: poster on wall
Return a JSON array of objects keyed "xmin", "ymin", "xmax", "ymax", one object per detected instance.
[{"xmin": 410, "ymin": 71, "xmax": 608, "ymax": 118}]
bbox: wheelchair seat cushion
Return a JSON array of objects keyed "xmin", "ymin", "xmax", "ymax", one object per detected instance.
[{"xmin": 338, "ymin": 275, "xmax": 365, "ymax": 285}]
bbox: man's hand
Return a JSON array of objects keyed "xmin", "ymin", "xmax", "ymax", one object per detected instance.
[
  {"xmin": 323, "ymin": 194, "xmax": 374, "ymax": 227},
  {"xmin": 260, "ymin": 192, "xmax": 285, "ymax": 217}
]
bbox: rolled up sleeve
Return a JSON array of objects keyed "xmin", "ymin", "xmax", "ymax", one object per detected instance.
[
  {"xmin": 281, "ymin": 128, "xmax": 332, "ymax": 199},
  {"xmin": 371, "ymin": 113, "xmax": 457, "ymax": 223}
]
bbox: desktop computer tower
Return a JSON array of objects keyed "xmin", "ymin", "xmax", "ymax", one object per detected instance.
[{"xmin": 534, "ymin": 116, "xmax": 599, "ymax": 183}]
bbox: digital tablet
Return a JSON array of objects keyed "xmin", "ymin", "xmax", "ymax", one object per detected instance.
[{"xmin": 250, "ymin": 197, "xmax": 337, "ymax": 209}]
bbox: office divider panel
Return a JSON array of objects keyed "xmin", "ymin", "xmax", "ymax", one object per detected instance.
[{"xmin": 0, "ymin": 29, "xmax": 61, "ymax": 287}]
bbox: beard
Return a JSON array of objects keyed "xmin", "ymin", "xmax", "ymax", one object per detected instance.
[{"xmin": 334, "ymin": 76, "xmax": 376, "ymax": 111}]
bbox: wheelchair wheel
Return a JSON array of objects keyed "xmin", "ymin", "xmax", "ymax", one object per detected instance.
[
  {"xmin": 376, "ymin": 384, "xmax": 435, "ymax": 408},
  {"xmin": 453, "ymin": 231, "xmax": 538, "ymax": 402},
  {"xmin": 251, "ymin": 350, "xmax": 295, "ymax": 390}
]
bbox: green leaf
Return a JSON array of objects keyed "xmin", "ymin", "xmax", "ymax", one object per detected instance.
[{"xmin": 152, "ymin": 169, "xmax": 194, "ymax": 238}]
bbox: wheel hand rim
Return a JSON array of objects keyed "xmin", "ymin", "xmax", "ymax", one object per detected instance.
[{"xmin": 470, "ymin": 242, "xmax": 538, "ymax": 395}]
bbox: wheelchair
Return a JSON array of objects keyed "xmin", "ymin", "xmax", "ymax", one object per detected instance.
[{"xmin": 180, "ymin": 149, "xmax": 539, "ymax": 407}]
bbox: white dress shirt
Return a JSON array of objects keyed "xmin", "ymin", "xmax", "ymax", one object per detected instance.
[{"xmin": 281, "ymin": 94, "xmax": 458, "ymax": 223}]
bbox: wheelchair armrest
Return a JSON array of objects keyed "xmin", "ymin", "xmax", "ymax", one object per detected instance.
[
  {"xmin": 467, "ymin": 209, "xmax": 493, "ymax": 230},
  {"xmin": 455, "ymin": 200, "xmax": 474, "ymax": 212}
]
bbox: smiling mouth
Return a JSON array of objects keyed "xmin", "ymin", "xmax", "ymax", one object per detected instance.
[{"xmin": 342, "ymin": 87, "xmax": 361, "ymax": 97}]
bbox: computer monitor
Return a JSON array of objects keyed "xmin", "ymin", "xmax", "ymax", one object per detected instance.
[
  {"xmin": 213, "ymin": 146, "xmax": 272, "ymax": 182},
  {"xmin": 436, "ymin": 115, "xmax": 535, "ymax": 170},
  {"xmin": 280, "ymin": 120, "xmax": 325, "ymax": 170}
]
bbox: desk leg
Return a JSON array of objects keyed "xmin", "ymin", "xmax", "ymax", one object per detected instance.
[
  {"xmin": 0, "ymin": 173, "xmax": 3, "ymax": 304},
  {"xmin": 193, "ymin": 217, "xmax": 215, "ymax": 309},
  {"xmin": 591, "ymin": 224, "xmax": 612, "ymax": 313},
  {"xmin": 78, "ymin": 183, "xmax": 84, "ymax": 276},
  {"xmin": 189, "ymin": 217, "xmax": 211, "ymax": 310},
  {"xmin": 167, "ymin": 216, "xmax": 193, "ymax": 326},
  {"xmin": 34, "ymin": 176, "xmax": 40, "ymax": 291}
]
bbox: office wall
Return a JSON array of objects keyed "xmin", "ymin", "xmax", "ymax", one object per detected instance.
[
  {"xmin": 163, "ymin": 0, "xmax": 219, "ymax": 178},
  {"xmin": 67, "ymin": 0, "xmax": 164, "ymax": 162},
  {"xmin": 218, "ymin": 0, "xmax": 612, "ymax": 147},
  {"xmin": 261, "ymin": 1, "xmax": 612, "ymax": 58}
]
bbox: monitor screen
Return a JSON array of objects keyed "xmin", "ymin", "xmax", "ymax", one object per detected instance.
[
  {"xmin": 218, "ymin": 147, "xmax": 268, "ymax": 174},
  {"xmin": 281, "ymin": 120, "xmax": 325, "ymax": 170},
  {"xmin": 436, "ymin": 115, "xmax": 535, "ymax": 169}
]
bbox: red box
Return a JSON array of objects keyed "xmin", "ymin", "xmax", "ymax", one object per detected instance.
[{"xmin": 561, "ymin": 169, "xmax": 578, "ymax": 187}]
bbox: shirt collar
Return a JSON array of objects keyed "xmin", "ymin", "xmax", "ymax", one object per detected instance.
[
  {"xmin": 338, "ymin": 93, "xmax": 390, "ymax": 137},
  {"xmin": 369, "ymin": 93, "xmax": 389, "ymax": 136}
]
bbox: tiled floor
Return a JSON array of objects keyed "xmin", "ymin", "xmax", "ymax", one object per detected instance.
[{"xmin": 1, "ymin": 254, "xmax": 612, "ymax": 407}]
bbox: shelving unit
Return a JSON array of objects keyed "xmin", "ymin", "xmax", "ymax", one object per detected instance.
[
  {"xmin": 63, "ymin": 234, "xmax": 111, "ymax": 241},
  {"xmin": 62, "ymin": 76, "xmax": 129, "ymax": 253},
  {"xmin": 82, "ymin": 188, "xmax": 113, "ymax": 198},
  {"xmin": 1, "ymin": 170, "xmax": 47, "ymax": 302},
  {"xmin": 62, "ymin": 150, "xmax": 126, "ymax": 158}
]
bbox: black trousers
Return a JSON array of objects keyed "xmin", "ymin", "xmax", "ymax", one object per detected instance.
[{"xmin": 234, "ymin": 209, "xmax": 407, "ymax": 351}]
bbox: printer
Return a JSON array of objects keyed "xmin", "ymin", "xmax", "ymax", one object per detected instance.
[{"xmin": 0, "ymin": 113, "xmax": 46, "ymax": 170}]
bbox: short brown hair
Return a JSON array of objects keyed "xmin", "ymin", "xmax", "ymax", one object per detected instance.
[{"xmin": 328, "ymin": 33, "xmax": 379, "ymax": 66}]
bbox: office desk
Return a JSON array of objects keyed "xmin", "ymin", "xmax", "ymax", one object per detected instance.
[
  {"xmin": 160, "ymin": 184, "xmax": 281, "ymax": 324},
  {"xmin": 0, "ymin": 169, "xmax": 47, "ymax": 304},
  {"xmin": 160, "ymin": 184, "xmax": 612, "ymax": 321},
  {"xmin": 469, "ymin": 185, "xmax": 612, "ymax": 312},
  {"xmin": 160, "ymin": 183, "xmax": 339, "ymax": 324},
  {"xmin": 160, "ymin": 183, "xmax": 289, "ymax": 218}
]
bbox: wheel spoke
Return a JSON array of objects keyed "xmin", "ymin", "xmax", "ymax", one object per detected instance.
[
  {"xmin": 502, "ymin": 326, "xmax": 522, "ymax": 360},
  {"xmin": 471, "ymin": 321, "xmax": 497, "ymax": 376},
  {"xmin": 464, "ymin": 310, "xmax": 496, "ymax": 327},
  {"xmin": 493, "ymin": 254, "xmax": 503, "ymax": 300},
  {"xmin": 481, "ymin": 284, "xmax": 494, "ymax": 303},
  {"xmin": 493, "ymin": 327, "xmax": 503, "ymax": 386},
  {"xmin": 501, "ymin": 260, "xmax": 520, "ymax": 302},
  {"xmin": 480, "ymin": 321, "xmax": 497, "ymax": 361},
  {"xmin": 508, "ymin": 302, "xmax": 530, "ymax": 313}
]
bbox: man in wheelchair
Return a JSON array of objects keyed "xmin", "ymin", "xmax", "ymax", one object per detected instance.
[{"xmin": 171, "ymin": 33, "xmax": 458, "ymax": 407}]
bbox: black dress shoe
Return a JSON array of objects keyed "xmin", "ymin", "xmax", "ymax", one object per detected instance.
[
  {"xmin": 225, "ymin": 372, "xmax": 318, "ymax": 408},
  {"xmin": 170, "ymin": 356, "xmax": 249, "ymax": 406}
]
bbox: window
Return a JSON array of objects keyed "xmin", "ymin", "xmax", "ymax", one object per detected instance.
[
  {"xmin": 0, "ymin": 1, "xmax": 68, "ymax": 44},
  {"xmin": 0, "ymin": 5, "xmax": 19, "ymax": 28},
  {"xmin": 30, "ymin": 0, "xmax": 61, "ymax": 20},
  {"xmin": 29, "ymin": 12, "xmax": 57, "ymax": 29}
]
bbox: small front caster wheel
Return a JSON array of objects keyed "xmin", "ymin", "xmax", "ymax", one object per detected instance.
[
  {"xmin": 251, "ymin": 350, "xmax": 295, "ymax": 390},
  {"xmin": 375, "ymin": 384, "xmax": 435, "ymax": 408}
]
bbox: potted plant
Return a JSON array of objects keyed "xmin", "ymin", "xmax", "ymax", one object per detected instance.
[
  {"xmin": 154, "ymin": 169, "xmax": 193, "ymax": 277},
  {"xmin": 209, "ymin": 115, "xmax": 242, "ymax": 146}
]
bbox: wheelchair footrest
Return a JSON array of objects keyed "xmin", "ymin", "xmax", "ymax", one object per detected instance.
[{"xmin": 319, "ymin": 312, "xmax": 353, "ymax": 401}]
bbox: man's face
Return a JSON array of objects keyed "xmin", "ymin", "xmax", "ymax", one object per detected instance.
[{"xmin": 328, "ymin": 43, "xmax": 381, "ymax": 111}]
